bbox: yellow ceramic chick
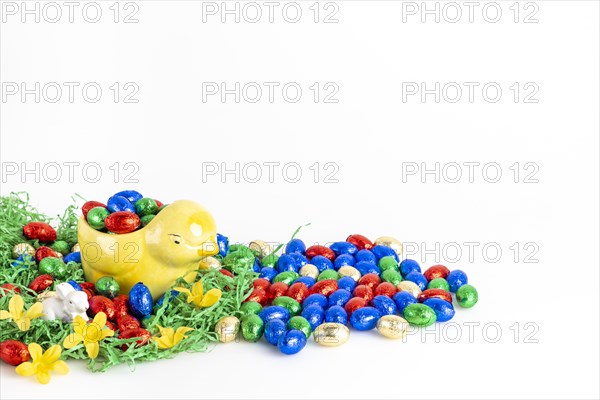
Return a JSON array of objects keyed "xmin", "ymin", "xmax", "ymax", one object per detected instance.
[{"xmin": 78, "ymin": 200, "xmax": 219, "ymax": 300}]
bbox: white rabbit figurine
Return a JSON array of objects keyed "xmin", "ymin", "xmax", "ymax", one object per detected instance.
[{"xmin": 42, "ymin": 283, "xmax": 89, "ymax": 323}]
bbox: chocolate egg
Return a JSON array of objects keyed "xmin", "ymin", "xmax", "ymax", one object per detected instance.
[
  {"xmin": 96, "ymin": 276, "xmax": 120, "ymax": 298},
  {"xmin": 377, "ymin": 315, "xmax": 409, "ymax": 339},
  {"xmin": 350, "ymin": 307, "xmax": 381, "ymax": 331},
  {"xmin": 119, "ymin": 327, "xmax": 151, "ymax": 350},
  {"xmin": 272, "ymin": 296, "xmax": 301, "ymax": 316},
  {"xmin": 329, "ymin": 241, "xmax": 358, "ymax": 256},
  {"xmin": 325, "ymin": 305, "xmax": 348, "ymax": 325},
  {"xmin": 38, "ymin": 257, "xmax": 67, "ymax": 279},
  {"xmin": 71, "ymin": 243, "xmax": 81, "ymax": 253},
  {"xmin": 403, "ymin": 303, "xmax": 437, "ymax": 327},
  {"xmin": 285, "ymin": 239, "xmax": 306, "ymax": 254},
  {"xmin": 423, "ymin": 298, "xmax": 455, "ymax": 322},
  {"xmin": 199, "ymin": 256, "xmax": 221, "ymax": 270},
  {"xmin": 215, "ymin": 316, "xmax": 240, "ymax": 343},
  {"xmin": 140, "ymin": 215, "xmax": 155, "ymax": 227},
  {"xmin": 81, "ymin": 201, "xmax": 107, "ymax": 219},
  {"xmin": 107, "ymin": 195, "xmax": 136, "ymax": 213},
  {"xmin": 287, "ymin": 316, "xmax": 312, "ymax": 338},
  {"xmin": 86, "ymin": 206, "xmax": 110, "ymax": 230},
  {"xmin": 104, "ymin": 211, "xmax": 141, "ymax": 234},
  {"xmin": 240, "ymin": 301, "xmax": 262, "ymax": 316},
  {"xmin": 456, "ymin": 284, "xmax": 478, "ymax": 308},
  {"xmin": 301, "ymin": 304, "xmax": 325, "ymax": 330},
  {"xmin": 286, "ymin": 282, "xmax": 309, "ymax": 303},
  {"xmin": 114, "ymin": 190, "xmax": 143, "ymax": 204},
  {"xmin": 273, "ymin": 271, "xmax": 299, "ymax": 286},
  {"xmin": 51, "ymin": 240, "xmax": 70, "ymax": 256},
  {"xmin": 423, "ymin": 264, "xmax": 451, "ymax": 281},
  {"xmin": 277, "ymin": 330, "xmax": 307, "ymax": 355},
  {"xmin": 264, "ymin": 319, "xmax": 287, "ymax": 346},
  {"xmin": 28, "ymin": 274, "xmax": 54, "ymax": 293},
  {"xmin": 371, "ymin": 295, "xmax": 398, "ymax": 315},
  {"xmin": 0, "ymin": 340, "xmax": 30, "ymax": 366},
  {"xmin": 258, "ymin": 306, "xmax": 291, "ymax": 324},
  {"xmin": 249, "ymin": 240, "xmax": 273, "ymax": 259},
  {"xmin": 112, "ymin": 294, "xmax": 129, "ymax": 317},
  {"xmin": 128, "ymin": 282, "xmax": 153, "ymax": 319},
  {"xmin": 88, "ymin": 296, "xmax": 116, "ymax": 321},
  {"xmin": 374, "ymin": 236, "xmax": 404, "ymax": 258},
  {"xmin": 417, "ymin": 288, "xmax": 452, "ymax": 304},
  {"xmin": 245, "ymin": 288, "xmax": 267, "ymax": 306},
  {"xmin": 396, "ymin": 281, "xmax": 422, "ymax": 298},
  {"xmin": 12, "ymin": 243, "xmax": 35, "ymax": 259},
  {"xmin": 35, "ymin": 246, "xmax": 60, "ymax": 263},
  {"xmin": 309, "ymin": 279, "xmax": 338, "ymax": 297},
  {"xmin": 241, "ymin": 314, "xmax": 264, "ymax": 342},
  {"xmin": 299, "ymin": 264, "xmax": 319, "ymax": 279},
  {"xmin": 135, "ymin": 198, "xmax": 158, "ymax": 217},
  {"xmin": 338, "ymin": 266, "xmax": 361, "ymax": 281},
  {"xmin": 305, "ymin": 245, "xmax": 336, "ymax": 261},
  {"xmin": 23, "ymin": 222, "xmax": 56, "ymax": 242},
  {"xmin": 346, "ymin": 234, "xmax": 374, "ymax": 250},
  {"xmin": 314, "ymin": 323, "xmax": 350, "ymax": 347},
  {"xmin": 117, "ymin": 314, "xmax": 140, "ymax": 331}
]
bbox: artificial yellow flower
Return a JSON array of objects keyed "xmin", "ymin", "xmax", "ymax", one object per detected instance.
[
  {"xmin": 152, "ymin": 325, "xmax": 193, "ymax": 349},
  {"xmin": 15, "ymin": 343, "xmax": 68, "ymax": 384},
  {"xmin": 174, "ymin": 280, "xmax": 222, "ymax": 308},
  {"xmin": 63, "ymin": 312, "xmax": 114, "ymax": 359},
  {"xmin": 0, "ymin": 295, "xmax": 44, "ymax": 331}
]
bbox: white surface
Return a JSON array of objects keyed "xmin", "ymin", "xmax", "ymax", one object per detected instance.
[{"xmin": 0, "ymin": 1, "xmax": 599, "ymax": 399}]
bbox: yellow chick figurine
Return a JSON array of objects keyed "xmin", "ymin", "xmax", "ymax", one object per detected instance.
[{"xmin": 78, "ymin": 200, "xmax": 219, "ymax": 300}]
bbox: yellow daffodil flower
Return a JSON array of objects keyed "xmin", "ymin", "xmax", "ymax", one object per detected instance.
[
  {"xmin": 63, "ymin": 312, "xmax": 114, "ymax": 359},
  {"xmin": 174, "ymin": 280, "xmax": 222, "ymax": 308},
  {"xmin": 152, "ymin": 325, "xmax": 193, "ymax": 349},
  {"xmin": 15, "ymin": 343, "xmax": 68, "ymax": 384},
  {"xmin": 0, "ymin": 295, "xmax": 44, "ymax": 331}
]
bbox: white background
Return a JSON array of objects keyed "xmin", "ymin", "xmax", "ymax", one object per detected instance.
[{"xmin": 1, "ymin": 1, "xmax": 599, "ymax": 399}]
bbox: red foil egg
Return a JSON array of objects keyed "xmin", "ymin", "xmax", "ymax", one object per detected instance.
[
  {"xmin": 29, "ymin": 274, "xmax": 54, "ymax": 293},
  {"xmin": 374, "ymin": 282, "xmax": 397, "ymax": 298},
  {"xmin": 353, "ymin": 285, "xmax": 374, "ymax": 303},
  {"xmin": 1, "ymin": 284, "xmax": 21, "ymax": 296},
  {"xmin": 252, "ymin": 278, "xmax": 271, "ymax": 291},
  {"xmin": 119, "ymin": 328, "xmax": 151, "ymax": 350},
  {"xmin": 287, "ymin": 282, "xmax": 309, "ymax": 303},
  {"xmin": 155, "ymin": 199, "xmax": 164, "ymax": 208},
  {"xmin": 117, "ymin": 314, "xmax": 141, "ymax": 331},
  {"xmin": 104, "ymin": 211, "xmax": 141, "ymax": 234},
  {"xmin": 346, "ymin": 234, "xmax": 374, "ymax": 250},
  {"xmin": 112, "ymin": 295, "xmax": 129, "ymax": 318},
  {"xmin": 0, "ymin": 340, "xmax": 30, "ymax": 366},
  {"xmin": 344, "ymin": 297, "xmax": 367, "ymax": 315},
  {"xmin": 418, "ymin": 288, "xmax": 452, "ymax": 304},
  {"xmin": 219, "ymin": 269, "xmax": 233, "ymax": 278},
  {"xmin": 23, "ymin": 222, "xmax": 56, "ymax": 243},
  {"xmin": 267, "ymin": 282, "xmax": 289, "ymax": 301},
  {"xmin": 309, "ymin": 279, "xmax": 338, "ymax": 297},
  {"xmin": 245, "ymin": 288, "xmax": 267, "ymax": 306},
  {"xmin": 105, "ymin": 321, "xmax": 117, "ymax": 331},
  {"xmin": 423, "ymin": 264, "xmax": 451, "ymax": 281},
  {"xmin": 305, "ymin": 245, "xmax": 336, "ymax": 261},
  {"xmin": 358, "ymin": 273, "xmax": 382, "ymax": 291},
  {"xmin": 35, "ymin": 246, "xmax": 60, "ymax": 263},
  {"xmin": 82, "ymin": 201, "xmax": 107, "ymax": 219},
  {"xmin": 80, "ymin": 282, "xmax": 96, "ymax": 293},
  {"xmin": 88, "ymin": 296, "xmax": 117, "ymax": 321}
]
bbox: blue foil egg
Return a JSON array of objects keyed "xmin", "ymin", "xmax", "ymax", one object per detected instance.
[
  {"xmin": 216, "ymin": 233, "xmax": 229, "ymax": 257},
  {"xmin": 423, "ymin": 298, "xmax": 455, "ymax": 322},
  {"xmin": 447, "ymin": 270, "xmax": 468, "ymax": 293},
  {"xmin": 301, "ymin": 304, "xmax": 325, "ymax": 330},
  {"xmin": 129, "ymin": 282, "xmax": 153, "ymax": 319},
  {"xmin": 265, "ymin": 319, "xmax": 288, "ymax": 345},
  {"xmin": 371, "ymin": 245, "xmax": 400, "ymax": 263},
  {"xmin": 63, "ymin": 252, "xmax": 81, "ymax": 264},
  {"xmin": 278, "ymin": 329, "xmax": 307, "ymax": 355},
  {"xmin": 288, "ymin": 253, "xmax": 308, "ymax": 268},
  {"xmin": 155, "ymin": 290, "xmax": 179, "ymax": 308},
  {"xmin": 67, "ymin": 280, "xmax": 82, "ymax": 291},
  {"xmin": 328, "ymin": 289, "xmax": 352, "ymax": 308},
  {"xmin": 400, "ymin": 259, "xmax": 421, "ymax": 277},
  {"xmin": 107, "ymin": 195, "xmax": 136, "ymax": 213},
  {"xmin": 252, "ymin": 259, "xmax": 261, "ymax": 273},
  {"xmin": 334, "ymin": 254, "xmax": 355, "ymax": 269},
  {"xmin": 259, "ymin": 267, "xmax": 278, "ymax": 282},
  {"xmin": 285, "ymin": 239, "xmax": 306, "ymax": 255},
  {"xmin": 355, "ymin": 261, "xmax": 381, "ymax": 276},
  {"xmin": 294, "ymin": 276, "xmax": 316, "ymax": 288},
  {"xmin": 114, "ymin": 190, "xmax": 143, "ymax": 204},
  {"xmin": 337, "ymin": 276, "xmax": 357, "ymax": 293},
  {"xmin": 277, "ymin": 254, "xmax": 299, "ymax": 273},
  {"xmin": 371, "ymin": 295, "xmax": 398, "ymax": 315},
  {"xmin": 311, "ymin": 255, "xmax": 333, "ymax": 272},
  {"xmin": 405, "ymin": 271, "xmax": 428, "ymax": 291},
  {"xmin": 350, "ymin": 307, "xmax": 381, "ymax": 331},
  {"xmin": 259, "ymin": 306, "xmax": 291, "ymax": 324},
  {"xmin": 325, "ymin": 305, "xmax": 348, "ymax": 325},
  {"xmin": 393, "ymin": 291, "xmax": 418, "ymax": 314},
  {"xmin": 11, "ymin": 254, "xmax": 34, "ymax": 269},
  {"xmin": 330, "ymin": 242, "xmax": 358, "ymax": 256},
  {"xmin": 303, "ymin": 294, "xmax": 327, "ymax": 309},
  {"xmin": 355, "ymin": 249, "xmax": 377, "ymax": 264}
]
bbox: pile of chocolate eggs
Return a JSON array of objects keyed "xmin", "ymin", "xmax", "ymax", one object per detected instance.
[
  {"xmin": 213, "ymin": 234, "xmax": 479, "ymax": 355},
  {"xmin": 83, "ymin": 190, "xmax": 166, "ymax": 234}
]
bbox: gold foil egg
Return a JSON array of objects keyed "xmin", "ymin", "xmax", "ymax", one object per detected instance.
[
  {"xmin": 37, "ymin": 290, "xmax": 57, "ymax": 302},
  {"xmin": 300, "ymin": 264, "xmax": 319, "ymax": 279},
  {"xmin": 338, "ymin": 266, "xmax": 361, "ymax": 281},
  {"xmin": 71, "ymin": 243, "xmax": 81, "ymax": 253},
  {"xmin": 377, "ymin": 315, "xmax": 409, "ymax": 339},
  {"xmin": 396, "ymin": 281, "xmax": 422, "ymax": 298},
  {"xmin": 12, "ymin": 243, "xmax": 35, "ymax": 259},
  {"xmin": 314, "ymin": 323, "xmax": 350, "ymax": 347},
  {"xmin": 198, "ymin": 256, "xmax": 222, "ymax": 270},
  {"xmin": 248, "ymin": 240, "xmax": 273, "ymax": 259},
  {"xmin": 374, "ymin": 236, "xmax": 403, "ymax": 258},
  {"xmin": 215, "ymin": 316, "xmax": 240, "ymax": 343}
]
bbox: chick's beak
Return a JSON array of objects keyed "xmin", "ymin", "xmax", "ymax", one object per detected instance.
[{"xmin": 198, "ymin": 235, "xmax": 219, "ymax": 257}]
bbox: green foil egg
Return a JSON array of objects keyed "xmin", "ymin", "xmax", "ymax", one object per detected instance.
[
  {"xmin": 240, "ymin": 301, "xmax": 263, "ymax": 316},
  {"xmin": 428, "ymin": 277, "xmax": 450, "ymax": 291},
  {"xmin": 135, "ymin": 198, "xmax": 158, "ymax": 217},
  {"xmin": 378, "ymin": 256, "xmax": 399, "ymax": 272},
  {"xmin": 381, "ymin": 269, "xmax": 403, "ymax": 286},
  {"xmin": 86, "ymin": 207, "xmax": 110, "ymax": 230},
  {"xmin": 287, "ymin": 316, "xmax": 312, "ymax": 338},
  {"xmin": 241, "ymin": 314, "xmax": 264, "ymax": 342},
  {"xmin": 273, "ymin": 271, "xmax": 299, "ymax": 285},
  {"xmin": 261, "ymin": 253, "xmax": 279, "ymax": 269},
  {"xmin": 51, "ymin": 240, "xmax": 70, "ymax": 255},
  {"xmin": 456, "ymin": 284, "xmax": 478, "ymax": 308},
  {"xmin": 38, "ymin": 257, "xmax": 67, "ymax": 279},
  {"xmin": 140, "ymin": 214, "xmax": 155, "ymax": 227},
  {"xmin": 96, "ymin": 276, "xmax": 120, "ymax": 298},
  {"xmin": 403, "ymin": 303, "xmax": 437, "ymax": 327},
  {"xmin": 272, "ymin": 296, "xmax": 302, "ymax": 316},
  {"xmin": 318, "ymin": 269, "xmax": 339, "ymax": 281}
]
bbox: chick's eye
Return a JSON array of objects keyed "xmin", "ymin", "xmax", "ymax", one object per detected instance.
[{"xmin": 169, "ymin": 234, "xmax": 182, "ymax": 245}]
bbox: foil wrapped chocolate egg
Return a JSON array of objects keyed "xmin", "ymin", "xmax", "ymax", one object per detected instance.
[
  {"xmin": 29, "ymin": 274, "xmax": 54, "ymax": 293},
  {"xmin": 12, "ymin": 243, "xmax": 35, "ymax": 259},
  {"xmin": 277, "ymin": 330, "xmax": 307, "ymax": 355},
  {"xmin": 377, "ymin": 315, "xmax": 409, "ymax": 339},
  {"xmin": 0, "ymin": 340, "xmax": 30, "ymax": 366},
  {"xmin": 374, "ymin": 236, "xmax": 404, "ymax": 259},
  {"xmin": 314, "ymin": 322, "xmax": 350, "ymax": 347},
  {"xmin": 249, "ymin": 240, "xmax": 273, "ymax": 259},
  {"xmin": 23, "ymin": 222, "xmax": 56, "ymax": 242},
  {"xmin": 104, "ymin": 211, "xmax": 141, "ymax": 234},
  {"xmin": 128, "ymin": 282, "xmax": 153, "ymax": 319},
  {"xmin": 95, "ymin": 276, "xmax": 120, "ymax": 298},
  {"xmin": 403, "ymin": 303, "xmax": 437, "ymax": 327},
  {"xmin": 198, "ymin": 256, "xmax": 222, "ymax": 270},
  {"xmin": 338, "ymin": 266, "xmax": 361, "ymax": 282},
  {"xmin": 396, "ymin": 281, "xmax": 422, "ymax": 298},
  {"xmin": 299, "ymin": 264, "xmax": 319, "ymax": 279},
  {"xmin": 215, "ymin": 316, "xmax": 241, "ymax": 343},
  {"xmin": 88, "ymin": 296, "xmax": 117, "ymax": 321},
  {"xmin": 241, "ymin": 314, "xmax": 264, "ymax": 342}
]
